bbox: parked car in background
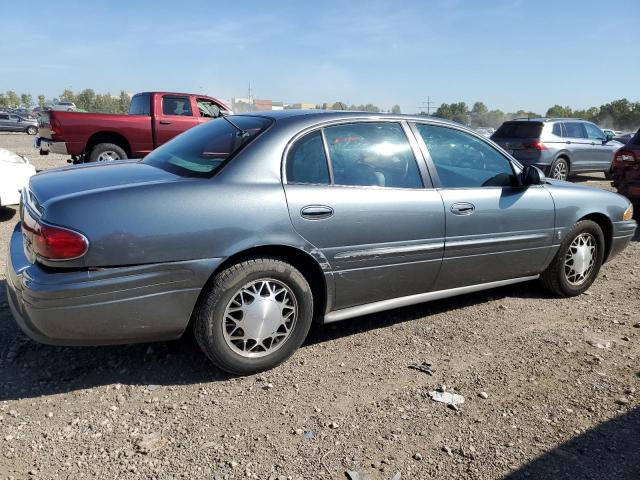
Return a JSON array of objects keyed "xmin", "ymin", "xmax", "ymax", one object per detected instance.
[
  {"xmin": 49, "ymin": 101, "xmax": 77, "ymax": 112},
  {"xmin": 0, "ymin": 112, "xmax": 38, "ymax": 135},
  {"xmin": 10, "ymin": 108, "xmax": 36, "ymax": 119},
  {"xmin": 614, "ymin": 131, "xmax": 635, "ymax": 144},
  {"xmin": 491, "ymin": 118, "xmax": 623, "ymax": 180},
  {"xmin": 612, "ymin": 128, "xmax": 640, "ymax": 204},
  {"xmin": 7, "ymin": 111, "xmax": 636, "ymax": 374},
  {"xmin": 0, "ymin": 148, "xmax": 36, "ymax": 207},
  {"xmin": 36, "ymin": 92, "xmax": 232, "ymax": 163},
  {"xmin": 475, "ymin": 127, "xmax": 495, "ymax": 138}
]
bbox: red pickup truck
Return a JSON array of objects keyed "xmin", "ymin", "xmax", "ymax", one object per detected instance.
[{"xmin": 37, "ymin": 92, "xmax": 231, "ymax": 163}]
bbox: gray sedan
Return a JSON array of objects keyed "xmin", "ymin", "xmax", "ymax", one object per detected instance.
[{"xmin": 6, "ymin": 111, "xmax": 636, "ymax": 374}]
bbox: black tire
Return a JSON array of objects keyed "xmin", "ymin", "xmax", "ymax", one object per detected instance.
[
  {"xmin": 88, "ymin": 143, "xmax": 127, "ymax": 162},
  {"xmin": 549, "ymin": 157, "xmax": 570, "ymax": 181},
  {"xmin": 540, "ymin": 220, "xmax": 605, "ymax": 297},
  {"xmin": 194, "ymin": 257, "xmax": 314, "ymax": 375},
  {"xmin": 25, "ymin": 126, "xmax": 37, "ymax": 135},
  {"xmin": 604, "ymin": 169, "xmax": 613, "ymax": 180}
]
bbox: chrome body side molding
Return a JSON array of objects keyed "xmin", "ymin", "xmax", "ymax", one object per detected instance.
[{"xmin": 322, "ymin": 275, "xmax": 539, "ymax": 324}]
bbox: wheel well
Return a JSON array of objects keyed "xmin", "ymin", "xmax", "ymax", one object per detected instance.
[
  {"xmin": 85, "ymin": 131, "xmax": 131, "ymax": 157},
  {"xmin": 580, "ymin": 213, "xmax": 613, "ymax": 261},
  {"xmin": 194, "ymin": 245, "xmax": 328, "ymax": 323},
  {"xmin": 556, "ymin": 154, "xmax": 570, "ymax": 168}
]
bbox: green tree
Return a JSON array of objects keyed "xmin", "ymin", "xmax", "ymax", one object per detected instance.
[
  {"xmin": 545, "ymin": 105, "xmax": 572, "ymax": 118},
  {"xmin": 118, "ymin": 91, "xmax": 130, "ymax": 113},
  {"xmin": 0, "ymin": 94, "xmax": 7, "ymax": 109},
  {"xmin": 435, "ymin": 102, "xmax": 468, "ymax": 124},
  {"xmin": 332, "ymin": 101, "xmax": 347, "ymax": 110},
  {"xmin": 20, "ymin": 93, "xmax": 33, "ymax": 107},
  {"xmin": 5, "ymin": 91, "xmax": 20, "ymax": 108},
  {"xmin": 37, "ymin": 95, "xmax": 46, "ymax": 107},
  {"xmin": 391, "ymin": 104, "xmax": 401, "ymax": 114},
  {"xmin": 75, "ymin": 89, "xmax": 96, "ymax": 111},
  {"xmin": 60, "ymin": 89, "xmax": 76, "ymax": 103},
  {"xmin": 363, "ymin": 103, "xmax": 380, "ymax": 113}
]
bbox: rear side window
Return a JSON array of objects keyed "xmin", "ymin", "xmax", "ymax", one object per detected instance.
[
  {"xmin": 552, "ymin": 123, "xmax": 563, "ymax": 137},
  {"xmin": 129, "ymin": 93, "xmax": 151, "ymax": 115},
  {"xmin": 323, "ymin": 122, "xmax": 423, "ymax": 189},
  {"xmin": 493, "ymin": 122, "xmax": 542, "ymax": 139},
  {"xmin": 286, "ymin": 131, "xmax": 330, "ymax": 184},
  {"xmin": 162, "ymin": 96, "xmax": 193, "ymax": 116},
  {"xmin": 143, "ymin": 116, "xmax": 272, "ymax": 178},
  {"xmin": 564, "ymin": 122, "xmax": 587, "ymax": 138}
]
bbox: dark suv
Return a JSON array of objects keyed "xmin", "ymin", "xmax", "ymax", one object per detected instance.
[{"xmin": 491, "ymin": 118, "xmax": 623, "ymax": 180}]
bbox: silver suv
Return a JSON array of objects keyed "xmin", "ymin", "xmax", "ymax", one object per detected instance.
[{"xmin": 491, "ymin": 118, "xmax": 623, "ymax": 180}]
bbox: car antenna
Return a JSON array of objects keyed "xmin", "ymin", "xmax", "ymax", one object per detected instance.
[{"xmin": 220, "ymin": 113, "xmax": 248, "ymax": 137}]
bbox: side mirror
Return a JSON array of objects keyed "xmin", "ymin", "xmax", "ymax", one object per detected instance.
[
  {"xmin": 603, "ymin": 132, "xmax": 614, "ymax": 144},
  {"xmin": 522, "ymin": 165, "xmax": 545, "ymax": 186}
]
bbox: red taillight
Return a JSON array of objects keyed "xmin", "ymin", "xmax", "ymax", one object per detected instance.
[
  {"xmin": 22, "ymin": 214, "xmax": 88, "ymax": 260},
  {"xmin": 614, "ymin": 149, "xmax": 637, "ymax": 166},
  {"xmin": 524, "ymin": 140, "xmax": 547, "ymax": 151}
]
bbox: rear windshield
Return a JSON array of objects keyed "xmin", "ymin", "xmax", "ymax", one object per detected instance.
[
  {"xmin": 143, "ymin": 115, "xmax": 272, "ymax": 178},
  {"xmin": 129, "ymin": 93, "xmax": 151, "ymax": 115},
  {"xmin": 493, "ymin": 122, "xmax": 543, "ymax": 139}
]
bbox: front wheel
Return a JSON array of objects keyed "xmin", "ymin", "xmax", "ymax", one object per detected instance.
[
  {"xmin": 194, "ymin": 258, "xmax": 314, "ymax": 375},
  {"xmin": 26, "ymin": 126, "xmax": 37, "ymax": 135},
  {"xmin": 540, "ymin": 220, "xmax": 604, "ymax": 297}
]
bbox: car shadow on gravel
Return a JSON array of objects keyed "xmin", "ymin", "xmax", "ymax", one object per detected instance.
[
  {"xmin": 504, "ymin": 406, "xmax": 640, "ymax": 480},
  {"xmin": 0, "ymin": 278, "xmax": 555, "ymax": 401},
  {"xmin": 0, "ymin": 207, "xmax": 17, "ymax": 222}
]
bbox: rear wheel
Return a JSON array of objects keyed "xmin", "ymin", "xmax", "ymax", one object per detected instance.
[
  {"xmin": 88, "ymin": 143, "xmax": 127, "ymax": 162},
  {"xmin": 194, "ymin": 257, "xmax": 314, "ymax": 375},
  {"xmin": 540, "ymin": 220, "xmax": 604, "ymax": 297},
  {"xmin": 26, "ymin": 126, "xmax": 37, "ymax": 135},
  {"xmin": 549, "ymin": 157, "xmax": 569, "ymax": 180},
  {"xmin": 604, "ymin": 168, "xmax": 613, "ymax": 180}
]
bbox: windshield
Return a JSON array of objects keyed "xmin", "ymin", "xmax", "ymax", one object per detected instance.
[{"xmin": 143, "ymin": 115, "xmax": 272, "ymax": 177}]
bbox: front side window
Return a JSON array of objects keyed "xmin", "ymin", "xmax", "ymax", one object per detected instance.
[
  {"xmin": 564, "ymin": 122, "xmax": 587, "ymax": 139},
  {"xmin": 415, "ymin": 124, "xmax": 516, "ymax": 188},
  {"xmin": 143, "ymin": 116, "xmax": 271, "ymax": 177},
  {"xmin": 286, "ymin": 131, "xmax": 330, "ymax": 184},
  {"xmin": 196, "ymin": 98, "xmax": 222, "ymax": 118},
  {"xmin": 162, "ymin": 96, "xmax": 193, "ymax": 116},
  {"xmin": 584, "ymin": 123, "xmax": 605, "ymax": 141},
  {"xmin": 323, "ymin": 122, "xmax": 423, "ymax": 188}
]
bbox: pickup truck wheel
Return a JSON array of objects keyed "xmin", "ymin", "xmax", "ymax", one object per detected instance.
[
  {"xmin": 540, "ymin": 220, "xmax": 604, "ymax": 297},
  {"xmin": 194, "ymin": 257, "xmax": 314, "ymax": 375},
  {"xmin": 88, "ymin": 143, "xmax": 127, "ymax": 162},
  {"xmin": 25, "ymin": 126, "xmax": 37, "ymax": 135}
]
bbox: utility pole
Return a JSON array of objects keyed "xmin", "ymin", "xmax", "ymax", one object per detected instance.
[
  {"xmin": 419, "ymin": 96, "xmax": 435, "ymax": 115},
  {"xmin": 248, "ymin": 83, "xmax": 254, "ymax": 111}
]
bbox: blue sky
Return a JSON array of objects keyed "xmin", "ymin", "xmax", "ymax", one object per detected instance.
[{"xmin": 2, "ymin": 0, "xmax": 638, "ymax": 113}]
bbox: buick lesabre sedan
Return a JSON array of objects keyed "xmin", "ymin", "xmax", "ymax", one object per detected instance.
[{"xmin": 7, "ymin": 111, "xmax": 637, "ymax": 374}]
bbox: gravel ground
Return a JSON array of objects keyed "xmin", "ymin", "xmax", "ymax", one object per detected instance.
[{"xmin": 0, "ymin": 132, "xmax": 638, "ymax": 480}]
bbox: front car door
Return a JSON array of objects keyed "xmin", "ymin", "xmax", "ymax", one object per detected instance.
[
  {"xmin": 282, "ymin": 120, "xmax": 446, "ymax": 312},
  {"xmin": 584, "ymin": 122, "xmax": 617, "ymax": 171},
  {"xmin": 562, "ymin": 121, "xmax": 591, "ymax": 171},
  {"xmin": 154, "ymin": 95, "xmax": 200, "ymax": 146},
  {"xmin": 411, "ymin": 122, "xmax": 556, "ymax": 290}
]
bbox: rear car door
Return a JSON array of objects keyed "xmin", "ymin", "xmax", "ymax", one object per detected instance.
[
  {"xmin": 154, "ymin": 95, "xmax": 200, "ymax": 146},
  {"xmin": 584, "ymin": 122, "xmax": 616, "ymax": 171},
  {"xmin": 412, "ymin": 122, "xmax": 555, "ymax": 290},
  {"xmin": 563, "ymin": 122, "xmax": 590, "ymax": 171},
  {"xmin": 282, "ymin": 121, "xmax": 446, "ymax": 311},
  {"xmin": 0, "ymin": 113, "xmax": 9, "ymax": 131}
]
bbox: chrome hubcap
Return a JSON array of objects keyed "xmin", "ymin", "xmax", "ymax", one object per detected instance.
[
  {"xmin": 552, "ymin": 162, "xmax": 568, "ymax": 180},
  {"xmin": 222, "ymin": 279, "xmax": 297, "ymax": 358},
  {"xmin": 96, "ymin": 151, "xmax": 120, "ymax": 162},
  {"xmin": 564, "ymin": 233, "xmax": 596, "ymax": 286}
]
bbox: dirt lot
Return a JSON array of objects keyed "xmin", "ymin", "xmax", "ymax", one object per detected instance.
[{"xmin": 0, "ymin": 132, "xmax": 638, "ymax": 480}]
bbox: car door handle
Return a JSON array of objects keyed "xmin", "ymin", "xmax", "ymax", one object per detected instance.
[
  {"xmin": 159, "ymin": 120, "xmax": 171, "ymax": 125},
  {"xmin": 300, "ymin": 205, "xmax": 334, "ymax": 220},
  {"xmin": 566, "ymin": 141, "xmax": 572, "ymax": 144},
  {"xmin": 451, "ymin": 202, "xmax": 475, "ymax": 215}
]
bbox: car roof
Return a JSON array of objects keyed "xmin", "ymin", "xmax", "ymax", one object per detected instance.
[
  {"xmin": 506, "ymin": 117, "xmax": 590, "ymax": 123},
  {"xmin": 231, "ymin": 109, "xmax": 466, "ymax": 129}
]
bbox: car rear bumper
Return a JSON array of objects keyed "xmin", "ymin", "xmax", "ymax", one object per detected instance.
[
  {"xmin": 607, "ymin": 220, "xmax": 637, "ymax": 261},
  {"xmin": 6, "ymin": 223, "xmax": 221, "ymax": 346},
  {"xmin": 35, "ymin": 137, "xmax": 68, "ymax": 155}
]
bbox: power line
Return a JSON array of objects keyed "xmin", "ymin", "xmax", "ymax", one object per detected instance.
[{"xmin": 419, "ymin": 96, "xmax": 436, "ymax": 115}]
